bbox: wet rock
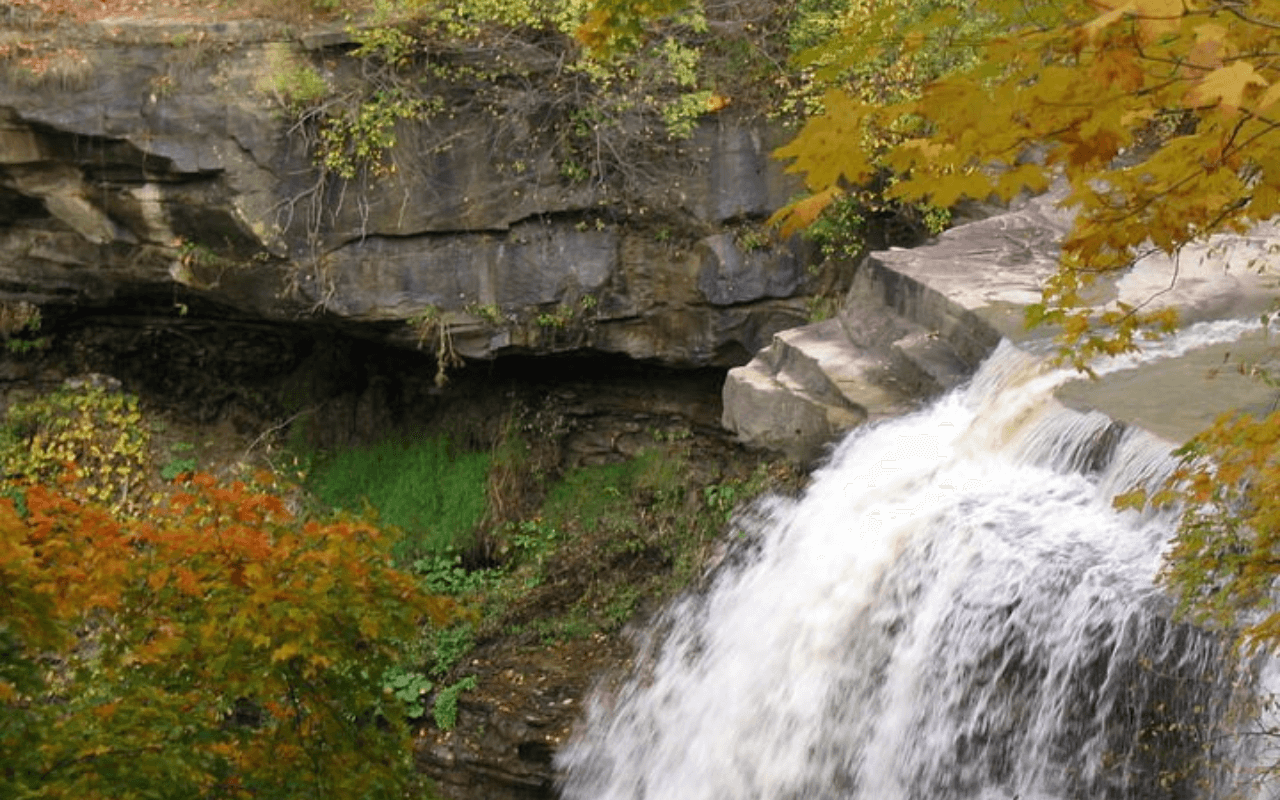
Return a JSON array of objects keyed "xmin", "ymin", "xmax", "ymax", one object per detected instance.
[
  {"xmin": 417, "ymin": 636, "xmax": 630, "ymax": 800},
  {"xmin": 722, "ymin": 274, "xmax": 970, "ymax": 464},
  {"xmin": 724, "ymin": 188, "xmax": 1280, "ymax": 460}
]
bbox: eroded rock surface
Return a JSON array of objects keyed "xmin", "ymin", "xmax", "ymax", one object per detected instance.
[
  {"xmin": 0, "ymin": 18, "xmax": 811, "ymax": 366},
  {"xmin": 723, "ymin": 189, "xmax": 1280, "ymax": 461},
  {"xmin": 416, "ymin": 635, "xmax": 628, "ymax": 800}
]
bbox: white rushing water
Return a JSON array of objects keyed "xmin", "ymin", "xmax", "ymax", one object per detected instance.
[{"xmin": 558, "ymin": 324, "xmax": 1277, "ymax": 800}]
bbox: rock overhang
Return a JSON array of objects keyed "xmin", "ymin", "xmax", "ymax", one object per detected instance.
[{"xmin": 0, "ymin": 16, "xmax": 816, "ymax": 368}]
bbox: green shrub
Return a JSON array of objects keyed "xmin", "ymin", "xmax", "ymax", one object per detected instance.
[
  {"xmin": 414, "ymin": 552, "xmax": 498, "ymax": 596},
  {"xmin": 310, "ymin": 436, "xmax": 489, "ymax": 564},
  {"xmin": 432, "ymin": 676, "xmax": 477, "ymax": 731},
  {"xmin": 426, "ymin": 624, "xmax": 476, "ymax": 678},
  {"xmin": 1, "ymin": 383, "xmax": 151, "ymax": 515},
  {"xmin": 260, "ymin": 44, "xmax": 329, "ymax": 113},
  {"xmin": 382, "ymin": 666, "xmax": 434, "ymax": 720},
  {"xmin": 805, "ymin": 193, "xmax": 868, "ymax": 261}
]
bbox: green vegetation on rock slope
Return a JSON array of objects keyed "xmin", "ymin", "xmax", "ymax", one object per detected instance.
[{"xmin": 0, "ymin": 376, "xmax": 794, "ymax": 799}]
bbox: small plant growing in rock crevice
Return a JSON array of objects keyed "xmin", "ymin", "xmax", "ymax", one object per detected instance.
[
  {"xmin": 261, "ymin": 43, "xmax": 330, "ymax": 113},
  {"xmin": 465, "ymin": 302, "xmax": 504, "ymax": 325},
  {"xmin": 410, "ymin": 305, "xmax": 463, "ymax": 387},
  {"xmin": 432, "ymin": 675, "xmax": 477, "ymax": 731},
  {"xmin": 806, "ymin": 293, "xmax": 843, "ymax": 323},
  {"xmin": 734, "ymin": 224, "xmax": 770, "ymax": 253},
  {"xmin": 0, "ymin": 301, "xmax": 47, "ymax": 354},
  {"xmin": 533, "ymin": 294, "xmax": 599, "ymax": 334},
  {"xmin": 536, "ymin": 305, "xmax": 575, "ymax": 329}
]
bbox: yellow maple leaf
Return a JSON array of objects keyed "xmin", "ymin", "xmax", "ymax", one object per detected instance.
[
  {"xmin": 1091, "ymin": 51, "xmax": 1138, "ymax": 93},
  {"xmin": 1133, "ymin": 0, "xmax": 1183, "ymax": 43},
  {"xmin": 767, "ymin": 187, "xmax": 843, "ymax": 238},
  {"xmin": 1186, "ymin": 61, "xmax": 1268, "ymax": 115},
  {"xmin": 1083, "ymin": 0, "xmax": 1134, "ymax": 42},
  {"xmin": 773, "ymin": 90, "xmax": 875, "ymax": 190},
  {"xmin": 918, "ymin": 169, "xmax": 995, "ymax": 208},
  {"xmin": 995, "ymin": 163, "xmax": 1051, "ymax": 202},
  {"xmin": 1248, "ymin": 175, "xmax": 1280, "ymax": 219},
  {"xmin": 271, "ymin": 641, "xmax": 300, "ymax": 663},
  {"xmin": 1256, "ymin": 81, "xmax": 1280, "ymax": 113},
  {"xmin": 1188, "ymin": 23, "xmax": 1229, "ymax": 70}
]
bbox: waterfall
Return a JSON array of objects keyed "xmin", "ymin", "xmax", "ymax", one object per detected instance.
[{"xmin": 557, "ymin": 325, "xmax": 1278, "ymax": 800}]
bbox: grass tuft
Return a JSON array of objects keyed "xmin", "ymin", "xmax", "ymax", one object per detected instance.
[{"xmin": 310, "ymin": 436, "xmax": 489, "ymax": 565}]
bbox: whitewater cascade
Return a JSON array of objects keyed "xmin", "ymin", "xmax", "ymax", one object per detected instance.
[{"xmin": 558, "ymin": 325, "xmax": 1279, "ymax": 800}]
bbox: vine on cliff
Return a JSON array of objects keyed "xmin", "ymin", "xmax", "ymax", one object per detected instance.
[{"xmin": 274, "ymin": 0, "xmax": 738, "ymax": 205}]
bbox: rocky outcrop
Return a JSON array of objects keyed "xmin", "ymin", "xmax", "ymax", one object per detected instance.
[
  {"xmin": 720, "ymin": 279, "xmax": 971, "ymax": 463},
  {"xmin": 0, "ymin": 18, "xmax": 811, "ymax": 366},
  {"xmin": 723, "ymin": 189, "xmax": 1280, "ymax": 460},
  {"xmin": 720, "ymin": 195, "xmax": 1057, "ymax": 463},
  {"xmin": 416, "ymin": 635, "xmax": 630, "ymax": 800}
]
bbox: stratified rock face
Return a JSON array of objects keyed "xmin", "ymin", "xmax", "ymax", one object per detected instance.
[
  {"xmin": 722, "ymin": 188, "xmax": 1280, "ymax": 462},
  {"xmin": 719, "ymin": 194, "xmax": 1073, "ymax": 463},
  {"xmin": 721, "ymin": 276, "xmax": 974, "ymax": 464},
  {"xmin": 0, "ymin": 20, "xmax": 810, "ymax": 366}
]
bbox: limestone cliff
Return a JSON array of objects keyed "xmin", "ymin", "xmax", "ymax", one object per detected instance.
[
  {"xmin": 722, "ymin": 189, "xmax": 1280, "ymax": 463},
  {"xmin": 0, "ymin": 14, "xmax": 811, "ymax": 366}
]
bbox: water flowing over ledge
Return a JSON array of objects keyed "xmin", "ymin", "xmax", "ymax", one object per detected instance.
[
  {"xmin": 723, "ymin": 187, "xmax": 1280, "ymax": 461},
  {"xmin": 558, "ymin": 326, "xmax": 1279, "ymax": 800}
]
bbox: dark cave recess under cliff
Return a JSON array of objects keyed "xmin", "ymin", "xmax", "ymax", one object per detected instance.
[{"xmin": 1, "ymin": 296, "xmax": 735, "ymax": 462}]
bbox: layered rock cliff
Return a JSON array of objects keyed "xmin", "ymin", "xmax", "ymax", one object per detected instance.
[
  {"xmin": 0, "ymin": 13, "xmax": 812, "ymax": 367},
  {"xmin": 722, "ymin": 189, "xmax": 1280, "ymax": 463}
]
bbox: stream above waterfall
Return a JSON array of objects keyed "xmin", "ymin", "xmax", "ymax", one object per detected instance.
[{"xmin": 558, "ymin": 323, "xmax": 1280, "ymax": 800}]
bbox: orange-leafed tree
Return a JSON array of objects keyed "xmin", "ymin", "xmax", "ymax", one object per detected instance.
[{"xmin": 0, "ymin": 473, "xmax": 453, "ymax": 799}]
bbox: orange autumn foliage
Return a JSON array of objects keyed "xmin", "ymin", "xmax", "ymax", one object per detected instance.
[{"xmin": 0, "ymin": 474, "xmax": 455, "ymax": 799}]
